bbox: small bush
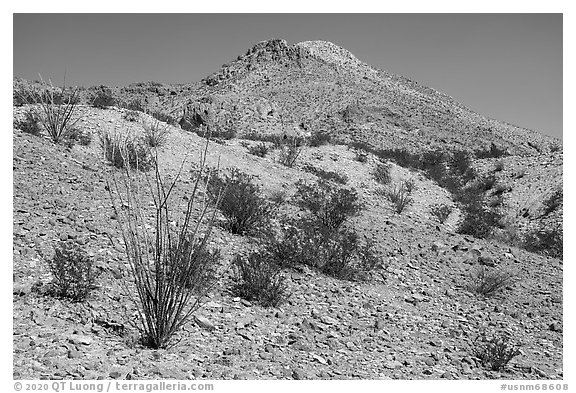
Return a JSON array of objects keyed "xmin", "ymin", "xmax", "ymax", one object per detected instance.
[
  {"xmin": 303, "ymin": 164, "xmax": 348, "ymax": 185},
  {"xmin": 99, "ymin": 129, "xmax": 154, "ymax": 171},
  {"xmin": 353, "ymin": 149, "xmax": 369, "ymax": 163},
  {"xmin": 67, "ymin": 127, "xmax": 92, "ymax": 147},
  {"xmin": 473, "ymin": 333, "xmax": 521, "ymax": 371},
  {"xmin": 523, "ymin": 224, "xmax": 563, "ymax": 259},
  {"xmin": 471, "ymin": 265, "xmax": 516, "ymax": 297},
  {"xmin": 294, "ymin": 179, "xmax": 362, "ymax": 231},
  {"xmin": 373, "ymin": 161, "xmax": 392, "ymax": 185},
  {"xmin": 122, "ymin": 99, "xmax": 145, "ymax": 112},
  {"xmin": 308, "ymin": 131, "xmax": 331, "ymax": 147},
  {"xmin": 142, "ymin": 120, "xmax": 170, "ymax": 148},
  {"xmin": 91, "ymin": 87, "xmax": 116, "ymax": 109},
  {"xmin": 494, "ymin": 160, "xmax": 505, "ymax": 172},
  {"xmin": 542, "ymin": 188, "xmax": 562, "ymax": 216},
  {"xmin": 430, "ymin": 204, "xmax": 452, "ymax": 223},
  {"xmin": 47, "ymin": 240, "xmax": 99, "ymax": 301},
  {"xmin": 14, "ymin": 109, "xmax": 42, "ymax": 135},
  {"xmin": 247, "ymin": 142, "xmax": 269, "ymax": 158},
  {"xmin": 277, "ymin": 137, "xmax": 302, "ymax": 167},
  {"xmin": 207, "ymin": 168, "xmax": 274, "ymax": 236},
  {"xmin": 385, "ymin": 182, "xmax": 413, "ymax": 214},
  {"xmin": 149, "ymin": 110, "xmax": 178, "ymax": 126},
  {"xmin": 195, "ymin": 124, "xmax": 236, "ymax": 140},
  {"xmin": 268, "ymin": 190, "xmax": 287, "ymax": 207},
  {"xmin": 123, "ymin": 110, "xmax": 140, "ymax": 122},
  {"xmin": 231, "ymin": 252, "xmax": 288, "ymax": 307},
  {"xmin": 474, "ymin": 143, "xmax": 509, "ymax": 159},
  {"xmin": 16, "ymin": 77, "xmax": 82, "ymax": 144}
]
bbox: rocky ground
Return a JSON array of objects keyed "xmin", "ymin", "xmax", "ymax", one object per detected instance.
[{"xmin": 13, "ymin": 105, "xmax": 562, "ymax": 380}]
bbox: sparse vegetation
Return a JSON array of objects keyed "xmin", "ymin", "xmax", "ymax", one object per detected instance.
[
  {"xmin": 90, "ymin": 87, "xmax": 116, "ymax": 109},
  {"xmin": 123, "ymin": 110, "xmax": 140, "ymax": 122},
  {"xmin": 494, "ymin": 160, "xmax": 505, "ymax": 172},
  {"xmin": 353, "ymin": 148, "xmax": 369, "ymax": 163},
  {"xmin": 302, "ymin": 164, "xmax": 348, "ymax": 184},
  {"xmin": 47, "ymin": 240, "xmax": 99, "ymax": 301},
  {"xmin": 471, "ymin": 265, "xmax": 517, "ymax": 297},
  {"xmin": 14, "ymin": 109, "xmax": 42, "ymax": 135},
  {"xmin": 142, "ymin": 120, "xmax": 170, "ymax": 148},
  {"xmin": 294, "ymin": 179, "xmax": 362, "ymax": 230},
  {"xmin": 384, "ymin": 181, "xmax": 413, "ymax": 214},
  {"xmin": 247, "ymin": 142, "xmax": 270, "ymax": 158},
  {"xmin": 430, "ymin": 204, "xmax": 453, "ymax": 223},
  {"xmin": 474, "ymin": 143, "xmax": 509, "ymax": 159},
  {"xmin": 16, "ymin": 77, "xmax": 83, "ymax": 144},
  {"xmin": 523, "ymin": 224, "xmax": 563, "ymax": 259},
  {"xmin": 277, "ymin": 137, "xmax": 302, "ymax": 167},
  {"xmin": 542, "ymin": 188, "xmax": 562, "ymax": 217},
  {"xmin": 473, "ymin": 333, "xmax": 521, "ymax": 371},
  {"xmin": 207, "ymin": 168, "xmax": 274, "ymax": 236},
  {"xmin": 372, "ymin": 161, "xmax": 392, "ymax": 185},
  {"xmin": 308, "ymin": 130, "xmax": 331, "ymax": 147},
  {"xmin": 231, "ymin": 252, "xmax": 288, "ymax": 307},
  {"xmin": 99, "ymin": 129, "xmax": 154, "ymax": 171}
]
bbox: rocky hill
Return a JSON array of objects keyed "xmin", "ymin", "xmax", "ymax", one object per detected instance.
[{"xmin": 12, "ymin": 39, "xmax": 562, "ymax": 380}]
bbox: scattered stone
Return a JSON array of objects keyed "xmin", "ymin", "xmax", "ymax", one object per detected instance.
[{"xmin": 194, "ymin": 316, "xmax": 216, "ymax": 331}]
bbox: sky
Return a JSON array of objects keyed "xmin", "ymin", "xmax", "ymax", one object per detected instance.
[{"xmin": 13, "ymin": 13, "xmax": 562, "ymax": 139}]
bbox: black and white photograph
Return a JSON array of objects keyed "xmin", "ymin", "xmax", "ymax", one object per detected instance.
[{"xmin": 9, "ymin": 8, "xmax": 567, "ymax": 389}]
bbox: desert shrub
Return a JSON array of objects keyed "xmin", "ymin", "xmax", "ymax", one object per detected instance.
[
  {"xmin": 247, "ymin": 142, "xmax": 269, "ymax": 158},
  {"xmin": 99, "ymin": 129, "xmax": 154, "ymax": 171},
  {"xmin": 542, "ymin": 188, "xmax": 563, "ymax": 216},
  {"xmin": 294, "ymin": 179, "xmax": 362, "ymax": 231},
  {"xmin": 471, "ymin": 265, "xmax": 517, "ymax": 297},
  {"xmin": 494, "ymin": 160, "xmax": 505, "ymax": 172},
  {"xmin": 47, "ymin": 240, "xmax": 99, "ymax": 301},
  {"xmin": 16, "ymin": 77, "xmax": 82, "ymax": 144},
  {"xmin": 457, "ymin": 197, "xmax": 502, "ymax": 238},
  {"xmin": 277, "ymin": 137, "xmax": 302, "ymax": 167},
  {"xmin": 195, "ymin": 124, "xmax": 236, "ymax": 140},
  {"xmin": 231, "ymin": 252, "xmax": 288, "ymax": 307},
  {"xmin": 523, "ymin": 224, "xmax": 563, "ymax": 259},
  {"xmin": 473, "ymin": 333, "xmax": 521, "ymax": 371},
  {"xmin": 207, "ymin": 168, "xmax": 274, "ymax": 236},
  {"xmin": 242, "ymin": 131, "xmax": 283, "ymax": 146},
  {"xmin": 67, "ymin": 127, "xmax": 92, "ymax": 147},
  {"xmin": 91, "ymin": 87, "xmax": 116, "ymax": 109},
  {"xmin": 303, "ymin": 164, "xmax": 348, "ymax": 185},
  {"xmin": 149, "ymin": 110, "xmax": 178, "ymax": 126},
  {"xmin": 308, "ymin": 130, "xmax": 331, "ymax": 147},
  {"xmin": 14, "ymin": 109, "xmax": 42, "ymax": 135},
  {"xmin": 268, "ymin": 189, "xmax": 287, "ymax": 207},
  {"xmin": 430, "ymin": 204, "xmax": 453, "ymax": 223},
  {"xmin": 474, "ymin": 143, "xmax": 508, "ymax": 159},
  {"xmin": 353, "ymin": 148, "xmax": 369, "ymax": 163},
  {"xmin": 142, "ymin": 120, "xmax": 170, "ymax": 148},
  {"xmin": 122, "ymin": 99, "xmax": 145, "ymax": 112},
  {"xmin": 385, "ymin": 181, "xmax": 413, "ymax": 214},
  {"xmin": 107, "ymin": 142, "xmax": 220, "ymax": 348},
  {"xmin": 372, "ymin": 161, "xmax": 392, "ymax": 185},
  {"xmin": 550, "ymin": 142, "xmax": 561, "ymax": 153},
  {"xmin": 123, "ymin": 110, "xmax": 140, "ymax": 122}
]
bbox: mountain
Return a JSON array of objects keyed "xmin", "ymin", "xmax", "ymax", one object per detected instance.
[{"xmin": 12, "ymin": 39, "xmax": 562, "ymax": 380}]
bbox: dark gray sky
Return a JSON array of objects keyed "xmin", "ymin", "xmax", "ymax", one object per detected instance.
[{"xmin": 13, "ymin": 14, "xmax": 562, "ymax": 139}]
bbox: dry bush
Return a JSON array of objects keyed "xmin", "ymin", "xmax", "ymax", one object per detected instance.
[
  {"xmin": 107, "ymin": 140, "xmax": 221, "ymax": 348},
  {"xmin": 142, "ymin": 119, "xmax": 170, "ymax": 148},
  {"xmin": 14, "ymin": 109, "xmax": 42, "ymax": 136},
  {"xmin": 99, "ymin": 128, "xmax": 154, "ymax": 171},
  {"xmin": 47, "ymin": 240, "xmax": 99, "ymax": 301},
  {"xmin": 373, "ymin": 161, "xmax": 392, "ymax": 185},
  {"xmin": 277, "ymin": 137, "xmax": 302, "ymax": 167},
  {"xmin": 247, "ymin": 142, "xmax": 270, "ymax": 158},
  {"xmin": 231, "ymin": 252, "xmax": 288, "ymax": 307},
  {"xmin": 430, "ymin": 204, "xmax": 452, "ymax": 223},
  {"xmin": 471, "ymin": 266, "xmax": 517, "ymax": 297},
  {"xmin": 16, "ymin": 76, "xmax": 83, "ymax": 144},
  {"xmin": 207, "ymin": 168, "xmax": 275, "ymax": 236},
  {"xmin": 473, "ymin": 333, "xmax": 521, "ymax": 371},
  {"xmin": 385, "ymin": 181, "xmax": 413, "ymax": 214}
]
